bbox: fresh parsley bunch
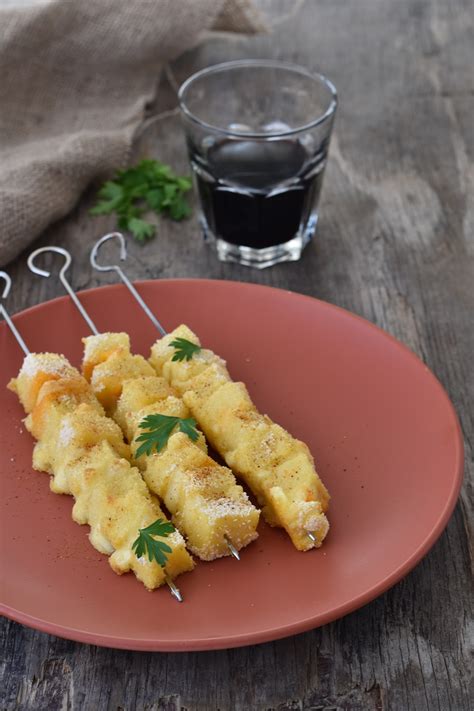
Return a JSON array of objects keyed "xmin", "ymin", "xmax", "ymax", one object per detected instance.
[{"xmin": 90, "ymin": 159, "xmax": 192, "ymax": 243}]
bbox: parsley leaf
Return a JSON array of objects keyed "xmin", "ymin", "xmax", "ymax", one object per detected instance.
[
  {"xmin": 132, "ymin": 518, "xmax": 175, "ymax": 567},
  {"xmin": 179, "ymin": 417, "xmax": 201, "ymax": 441},
  {"xmin": 170, "ymin": 337, "xmax": 202, "ymax": 362},
  {"xmin": 127, "ymin": 217, "xmax": 155, "ymax": 242},
  {"xmin": 89, "ymin": 182, "xmax": 124, "ymax": 215},
  {"xmin": 135, "ymin": 413, "xmax": 199, "ymax": 458},
  {"xmin": 90, "ymin": 159, "xmax": 192, "ymax": 243}
]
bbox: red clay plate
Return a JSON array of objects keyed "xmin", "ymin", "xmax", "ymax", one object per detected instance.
[{"xmin": 0, "ymin": 280, "xmax": 463, "ymax": 651}]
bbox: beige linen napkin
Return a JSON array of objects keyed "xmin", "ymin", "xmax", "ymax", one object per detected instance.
[{"xmin": 0, "ymin": 0, "xmax": 263, "ymax": 266}]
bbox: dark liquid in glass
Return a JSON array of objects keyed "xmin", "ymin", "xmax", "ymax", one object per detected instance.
[{"xmin": 191, "ymin": 139, "xmax": 327, "ymax": 249}]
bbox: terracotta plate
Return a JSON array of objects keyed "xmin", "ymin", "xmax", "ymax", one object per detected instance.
[{"xmin": 0, "ymin": 280, "xmax": 463, "ymax": 651}]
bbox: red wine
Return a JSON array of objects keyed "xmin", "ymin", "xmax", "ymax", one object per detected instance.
[{"xmin": 190, "ymin": 138, "xmax": 327, "ymax": 249}]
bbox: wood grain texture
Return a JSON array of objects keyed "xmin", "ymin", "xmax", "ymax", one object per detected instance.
[{"xmin": 1, "ymin": 0, "xmax": 472, "ymax": 709}]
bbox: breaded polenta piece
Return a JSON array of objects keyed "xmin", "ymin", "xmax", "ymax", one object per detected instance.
[
  {"xmin": 82, "ymin": 333, "xmax": 154, "ymax": 412},
  {"xmin": 149, "ymin": 325, "xmax": 228, "ymax": 398},
  {"xmin": 31, "ymin": 400, "xmax": 129, "ymax": 494},
  {"xmin": 28, "ymin": 376, "xmax": 104, "ymax": 433},
  {"xmin": 150, "ymin": 325, "xmax": 330, "ymax": 551},
  {"xmin": 9, "ymin": 353, "xmax": 194, "ymax": 590},
  {"xmin": 114, "ymin": 376, "xmax": 186, "ymax": 442},
  {"xmin": 84, "ymin": 344, "xmax": 260, "ymax": 561},
  {"xmin": 8, "ymin": 352, "xmax": 80, "ymax": 413},
  {"xmin": 82, "ymin": 332, "xmax": 130, "ymax": 380}
]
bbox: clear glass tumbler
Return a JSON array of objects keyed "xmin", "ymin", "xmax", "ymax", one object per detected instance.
[{"xmin": 178, "ymin": 59, "xmax": 337, "ymax": 269}]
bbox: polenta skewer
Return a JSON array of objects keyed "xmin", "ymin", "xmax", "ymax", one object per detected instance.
[
  {"xmin": 1, "ymin": 271, "xmax": 193, "ymax": 600},
  {"xmin": 150, "ymin": 326, "xmax": 330, "ymax": 551},
  {"xmin": 27, "ymin": 248, "xmax": 260, "ymax": 562},
  {"xmin": 90, "ymin": 233, "xmax": 330, "ymax": 552}
]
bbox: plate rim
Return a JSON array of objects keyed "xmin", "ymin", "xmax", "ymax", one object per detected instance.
[{"xmin": 0, "ymin": 278, "xmax": 464, "ymax": 651}]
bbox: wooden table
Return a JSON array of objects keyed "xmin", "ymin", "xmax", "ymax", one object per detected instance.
[{"xmin": 1, "ymin": 1, "xmax": 472, "ymax": 709}]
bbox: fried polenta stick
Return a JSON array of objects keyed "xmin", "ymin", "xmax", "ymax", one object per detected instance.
[
  {"xmin": 82, "ymin": 334, "xmax": 260, "ymax": 560},
  {"xmin": 8, "ymin": 353, "xmax": 194, "ymax": 590},
  {"xmin": 149, "ymin": 326, "xmax": 330, "ymax": 551}
]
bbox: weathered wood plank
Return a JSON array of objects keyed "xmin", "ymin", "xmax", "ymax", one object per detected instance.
[{"xmin": 1, "ymin": 0, "xmax": 472, "ymax": 709}]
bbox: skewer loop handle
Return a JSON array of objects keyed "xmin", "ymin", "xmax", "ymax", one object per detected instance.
[
  {"xmin": 28, "ymin": 246, "xmax": 99, "ymax": 335},
  {"xmin": 1, "ymin": 271, "xmax": 12, "ymax": 299},
  {"xmin": 90, "ymin": 232, "xmax": 127, "ymax": 272},
  {"xmin": 90, "ymin": 233, "xmax": 167, "ymax": 336}
]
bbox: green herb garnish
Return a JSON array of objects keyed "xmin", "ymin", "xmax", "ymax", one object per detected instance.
[
  {"xmin": 170, "ymin": 337, "xmax": 201, "ymax": 362},
  {"xmin": 132, "ymin": 518, "xmax": 175, "ymax": 567},
  {"xmin": 135, "ymin": 413, "xmax": 199, "ymax": 457},
  {"xmin": 90, "ymin": 159, "xmax": 192, "ymax": 243}
]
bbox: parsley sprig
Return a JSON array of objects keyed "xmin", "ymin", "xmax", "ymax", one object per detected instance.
[
  {"xmin": 170, "ymin": 337, "xmax": 202, "ymax": 362},
  {"xmin": 90, "ymin": 159, "xmax": 192, "ymax": 243},
  {"xmin": 132, "ymin": 518, "xmax": 175, "ymax": 567},
  {"xmin": 135, "ymin": 413, "xmax": 199, "ymax": 457}
]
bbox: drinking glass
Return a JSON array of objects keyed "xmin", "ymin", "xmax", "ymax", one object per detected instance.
[{"xmin": 178, "ymin": 59, "xmax": 337, "ymax": 268}]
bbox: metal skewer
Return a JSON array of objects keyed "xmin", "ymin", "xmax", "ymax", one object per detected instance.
[
  {"xmin": 90, "ymin": 233, "xmax": 319, "ymax": 548},
  {"xmin": 26, "ymin": 249, "xmax": 183, "ymax": 602},
  {"xmin": 0, "ymin": 271, "xmax": 30, "ymax": 356}
]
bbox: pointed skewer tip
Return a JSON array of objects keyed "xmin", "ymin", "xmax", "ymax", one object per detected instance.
[
  {"xmin": 224, "ymin": 535, "xmax": 240, "ymax": 560},
  {"xmin": 165, "ymin": 576, "xmax": 183, "ymax": 602}
]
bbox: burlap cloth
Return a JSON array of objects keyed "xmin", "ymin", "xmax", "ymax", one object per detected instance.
[{"xmin": 0, "ymin": 0, "xmax": 264, "ymax": 266}]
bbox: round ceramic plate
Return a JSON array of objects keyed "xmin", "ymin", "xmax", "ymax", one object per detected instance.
[{"xmin": 0, "ymin": 280, "xmax": 463, "ymax": 651}]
